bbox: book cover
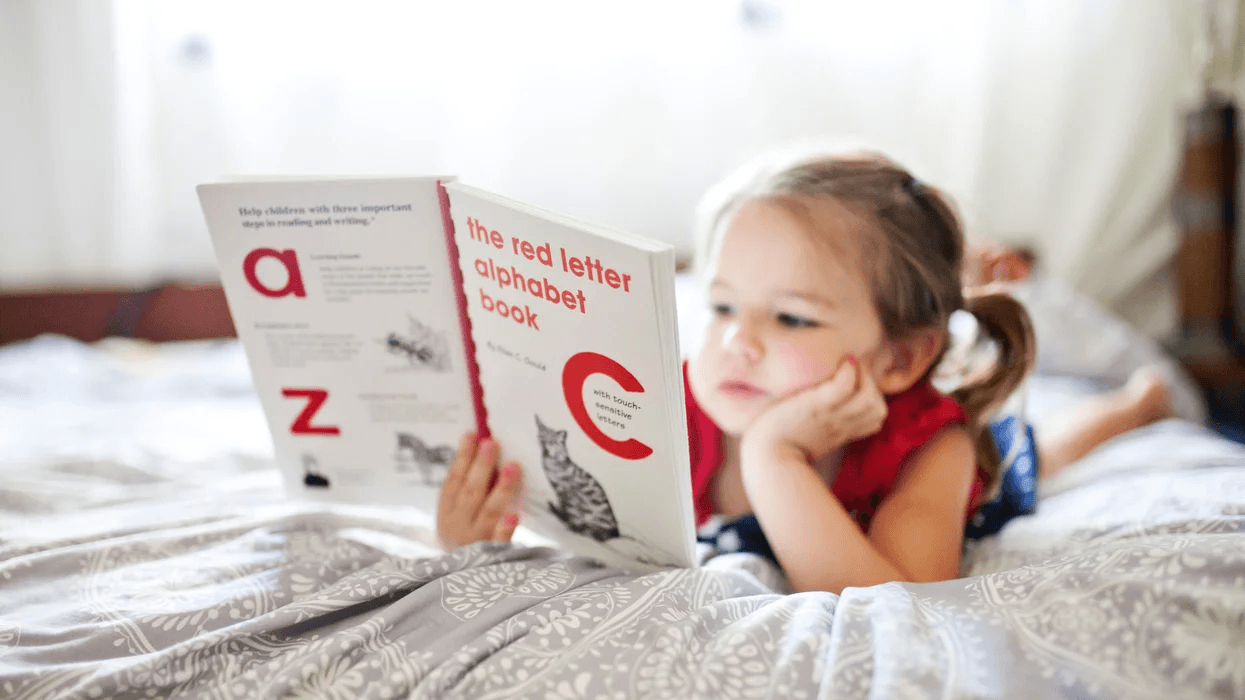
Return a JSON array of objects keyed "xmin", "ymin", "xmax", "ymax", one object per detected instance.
[
  {"xmin": 443, "ymin": 182, "xmax": 694, "ymax": 570},
  {"xmin": 197, "ymin": 177, "xmax": 696, "ymax": 571}
]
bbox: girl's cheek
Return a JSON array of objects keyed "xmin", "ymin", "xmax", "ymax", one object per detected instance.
[
  {"xmin": 771, "ymin": 340, "xmax": 839, "ymax": 391},
  {"xmin": 687, "ymin": 343, "xmax": 717, "ymax": 398},
  {"xmin": 687, "ymin": 352, "xmax": 734, "ymax": 428},
  {"xmin": 693, "ymin": 323, "xmax": 721, "ymax": 363}
]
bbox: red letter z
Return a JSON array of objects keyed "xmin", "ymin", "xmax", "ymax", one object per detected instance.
[{"xmin": 282, "ymin": 388, "xmax": 341, "ymax": 435}]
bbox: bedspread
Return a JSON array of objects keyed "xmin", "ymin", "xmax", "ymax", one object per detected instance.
[{"xmin": 2, "ymin": 335, "xmax": 1244, "ymax": 699}]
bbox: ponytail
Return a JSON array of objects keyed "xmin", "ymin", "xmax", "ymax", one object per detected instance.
[{"xmin": 949, "ymin": 290, "xmax": 1036, "ymax": 493}]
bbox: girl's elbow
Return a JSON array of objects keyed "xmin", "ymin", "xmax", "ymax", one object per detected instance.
[
  {"xmin": 893, "ymin": 558, "xmax": 962, "ymax": 586},
  {"xmin": 788, "ymin": 576, "xmax": 848, "ymax": 595},
  {"xmin": 786, "ymin": 563, "xmax": 906, "ymax": 594},
  {"xmin": 788, "ymin": 561, "xmax": 957, "ymax": 593}
]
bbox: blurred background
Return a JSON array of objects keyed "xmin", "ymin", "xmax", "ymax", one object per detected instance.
[{"xmin": 1, "ymin": 1, "xmax": 1243, "ymax": 366}]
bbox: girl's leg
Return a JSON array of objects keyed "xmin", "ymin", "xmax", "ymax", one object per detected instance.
[{"xmin": 1035, "ymin": 368, "xmax": 1173, "ymax": 479}]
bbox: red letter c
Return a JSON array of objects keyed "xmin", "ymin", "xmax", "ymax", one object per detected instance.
[{"xmin": 562, "ymin": 352, "xmax": 652, "ymax": 460}]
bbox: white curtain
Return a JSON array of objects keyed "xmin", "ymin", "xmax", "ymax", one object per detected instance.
[{"xmin": 0, "ymin": 0, "xmax": 1236, "ymax": 336}]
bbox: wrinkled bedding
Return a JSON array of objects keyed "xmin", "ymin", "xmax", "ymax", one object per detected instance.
[{"xmin": 2, "ymin": 329, "xmax": 1243, "ymax": 699}]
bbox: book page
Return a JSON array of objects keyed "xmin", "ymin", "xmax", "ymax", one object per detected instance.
[
  {"xmin": 198, "ymin": 178, "xmax": 476, "ymax": 512},
  {"xmin": 445, "ymin": 183, "xmax": 695, "ymax": 571}
]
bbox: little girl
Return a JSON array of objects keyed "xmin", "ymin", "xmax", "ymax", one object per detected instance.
[
  {"xmin": 675, "ymin": 152, "xmax": 1039, "ymax": 593},
  {"xmin": 437, "ymin": 151, "xmax": 1173, "ymax": 593}
]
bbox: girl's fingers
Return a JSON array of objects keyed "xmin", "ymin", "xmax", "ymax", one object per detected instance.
[
  {"xmin": 476, "ymin": 462, "xmax": 522, "ymax": 528},
  {"xmin": 851, "ymin": 356, "xmax": 880, "ymax": 397},
  {"xmin": 441, "ymin": 431, "xmax": 478, "ymax": 497},
  {"xmin": 853, "ymin": 362, "xmax": 888, "ymax": 429},
  {"xmin": 491, "ymin": 511, "xmax": 520, "ymax": 543},
  {"xmin": 837, "ymin": 384, "xmax": 887, "ymax": 438},
  {"xmin": 833, "ymin": 357, "xmax": 882, "ymax": 411},
  {"xmin": 809, "ymin": 359, "xmax": 859, "ymax": 410},
  {"xmin": 460, "ymin": 439, "xmax": 500, "ymax": 520},
  {"xmin": 805, "ymin": 358, "xmax": 884, "ymax": 439},
  {"xmin": 850, "ymin": 401, "xmax": 887, "ymax": 438}
]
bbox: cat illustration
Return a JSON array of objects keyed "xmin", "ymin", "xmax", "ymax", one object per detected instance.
[
  {"xmin": 535, "ymin": 415, "xmax": 682, "ymax": 568},
  {"xmin": 536, "ymin": 415, "xmax": 621, "ymax": 542},
  {"xmin": 395, "ymin": 432, "xmax": 455, "ymax": 485}
]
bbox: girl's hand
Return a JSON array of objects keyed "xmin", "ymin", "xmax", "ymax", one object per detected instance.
[
  {"xmin": 742, "ymin": 358, "xmax": 887, "ymax": 464},
  {"xmin": 436, "ymin": 432, "xmax": 523, "ymax": 550}
]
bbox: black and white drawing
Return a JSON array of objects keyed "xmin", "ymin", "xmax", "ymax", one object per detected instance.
[
  {"xmin": 537, "ymin": 415, "xmax": 620, "ymax": 541},
  {"xmin": 302, "ymin": 454, "xmax": 330, "ymax": 488},
  {"xmin": 395, "ymin": 432, "xmax": 455, "ymax": 485},
  {"xmin": 383, "ymin": 315, "xmax": 452, "ymax": 372},
  {"xmin": 536, "ymin": 415, "xmax": 679, "ymax": 567}
]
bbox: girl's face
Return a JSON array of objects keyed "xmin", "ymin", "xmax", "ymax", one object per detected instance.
[{"xmin": 688, "ymin": 198, "xmax": 888, "ymax": 436}]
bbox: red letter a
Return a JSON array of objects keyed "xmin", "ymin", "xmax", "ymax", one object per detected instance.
[{"xmin": 244, "ymin": 248, "xmax": 306, "ymax": 298}]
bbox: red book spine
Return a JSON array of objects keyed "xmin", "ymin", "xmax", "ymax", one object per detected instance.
[{"xmin": 437, "ymin": 180, "xmax": 490, "ymax": 439}]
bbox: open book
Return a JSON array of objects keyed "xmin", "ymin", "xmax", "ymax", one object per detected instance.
[{"xmin": 197, "ymin": 177, "xmax": 695, "ymax": 571}]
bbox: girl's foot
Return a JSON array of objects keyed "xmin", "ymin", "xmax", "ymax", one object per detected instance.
[
  {"xmin": 964, "ymin": 242, "xmax": 1037, "ymax": 286},
  {"xmin": 1120, "ymin": 367, "xmax": 1174, "ymax": 427},
  {"xmin": 1036, "ymin": 367, "xmax": 1174, "ymax": 480}
]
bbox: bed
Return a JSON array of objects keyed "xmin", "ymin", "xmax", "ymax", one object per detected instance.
[{"xmin": 2, "ymin": 277, "xmax": 1244, "ymax": 700}]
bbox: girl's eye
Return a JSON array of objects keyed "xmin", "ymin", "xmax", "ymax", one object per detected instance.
[
  {"xmin": 777, "ymin": 312, "xmax": 818, "ymax": 328},
  {"xmin": 711, "ymin": 303, "xmax": 734, "ymax": 317}
]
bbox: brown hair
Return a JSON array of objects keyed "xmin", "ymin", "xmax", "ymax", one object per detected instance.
[{"xmin": 695, "ymin": 151, "xmax": 1036, "ymax": 496}]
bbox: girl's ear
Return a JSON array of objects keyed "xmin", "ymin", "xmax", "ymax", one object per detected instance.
[{"xmin": 875, "ymin": 327, "xmax": 946, "ymax": 394}]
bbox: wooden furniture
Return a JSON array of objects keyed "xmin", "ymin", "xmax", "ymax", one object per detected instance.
[
  {"xmin": 1172, "ymin": 95, "xmax": 1245, "ymax": 433},
  {"xmin": 0, "ymin": 284, "xmax": 236, "ymax": 345},
  {"xmin": 1173, "ymin": 94, "xmax": 1238, "ymax": 365}
]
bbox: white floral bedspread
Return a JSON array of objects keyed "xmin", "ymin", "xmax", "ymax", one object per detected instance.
[{"xmin": 1, "ymin": 335, "xmax": 1243, "ymax": 699}]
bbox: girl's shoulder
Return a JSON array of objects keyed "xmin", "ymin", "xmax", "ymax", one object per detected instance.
[
  {"xmin": 883, "ymin": 383, "xmax": 968, "ymax": 442},
  {"xmin": 832, "ymin": 383, "xmax": 968, "ymax": 528}
]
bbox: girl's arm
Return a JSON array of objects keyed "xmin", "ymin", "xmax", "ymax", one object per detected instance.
[{"xmin": 741, "ymin": 425, "xmax": 976, "ymax": 594}]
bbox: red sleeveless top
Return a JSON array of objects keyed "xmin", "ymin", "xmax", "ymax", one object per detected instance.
[{"xmin": 684, "ymin": 363, "xmax": 985, "ymax": 531}]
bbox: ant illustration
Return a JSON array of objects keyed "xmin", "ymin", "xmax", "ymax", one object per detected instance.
[
  {"xmin": 386, "ymin": 331, "xmax": 437, "ymax": 365},
  {"xmin": 382, "ymin": 316, "xmax": 450, "ymax": 371}
]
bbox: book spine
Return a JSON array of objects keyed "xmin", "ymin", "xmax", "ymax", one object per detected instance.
[{"xmin": 437, "ymin": 180, "xmax": 490, "ymax": 439}]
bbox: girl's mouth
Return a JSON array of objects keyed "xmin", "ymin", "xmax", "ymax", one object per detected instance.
[{"xmin": 717, "ymin": 380, "xmax": 767, "ymax": 400}]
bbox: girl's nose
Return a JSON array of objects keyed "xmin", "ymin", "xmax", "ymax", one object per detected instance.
[{"xmin": 721, "ymin": 321, "xmax": 763, "ymax": 363}]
